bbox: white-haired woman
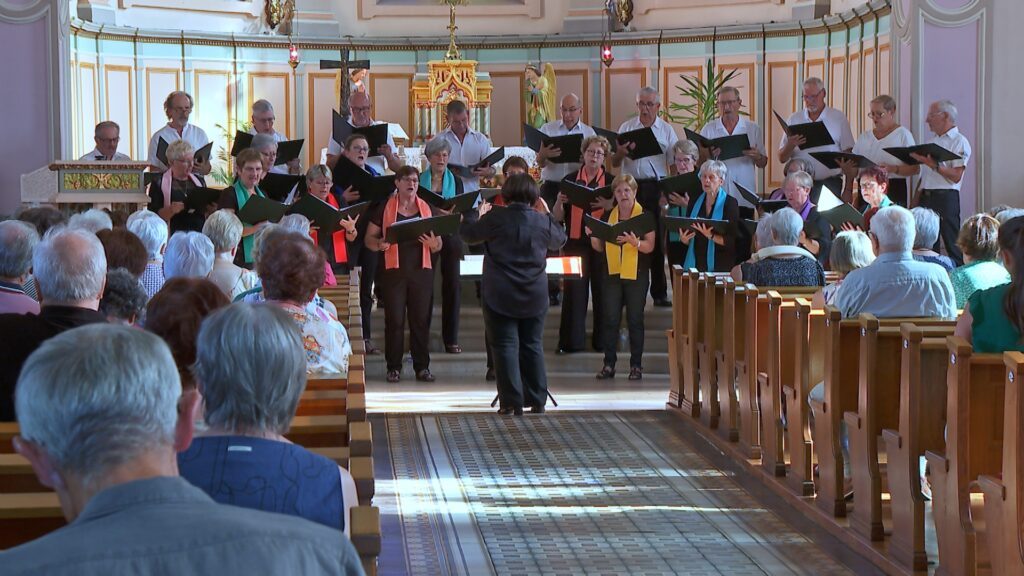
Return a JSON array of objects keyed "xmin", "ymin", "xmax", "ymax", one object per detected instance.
[
  {"xmin": 910, "ymin": 206, "xmax": 955, "ymax": 272},
  {"xmin": 203, "ymin": 210, "xmax": 258, "ymax": 300},
  {"xmin": 812, "ymin": 230, "xmax": 875, "ymax": 308},
  {"xmin": 164, "ymin": 231, "xmax": 215, "ymax": 280},
  {"xmin": 421, "ymin": 136, "xmax": 466, "ymax": 354},
  {"xmin": 672, "ymin": 159, "xmax": 739, "ymax": 272},
  {"xmin": 178, "ymin": 303, "xmax": 359, "ymax": 536},
  {"xmin": 127, "ymin": 210, "xmax": 169, "ymax": 298},
  {"xmin": 148, "ymin": 139, "xmax": 209, "ymax": 234},
  {"xmin": 731, "ymin": 207, "xmax": 826, "ymax": 286}
]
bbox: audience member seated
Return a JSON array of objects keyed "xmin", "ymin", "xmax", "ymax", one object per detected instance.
[
  {"xmin": 954, "ymin": 216, "xmax": 1024, "ymax": 352},
  {"xmin": 164, "ymin": 231, "xmax": 214, "ymax": 280},
  {"xmin": 731, "ymin": 208, "xmax": 826, "ymax": 287},
  {"xmin": 15, "ymin": 207, "xmax": 66, "ymax": 303},
  {"xmin": 812, "ymin": 230, "xmax": 875, "ymax": 308},
  {"xmin": 0, "ymin": 227, "xmax": 108, "ymax": 421},
  {"xmin": 835, "ymin": 206, "xmax": 957, "ymax": 319},
  {"xmin": 96, "ymin": 228, "xmax": 148, "ymax": 279},
  {"xmin": 0, "ymin": 220, "xmax": 40, "ymax": 315},
  {"xmin": 68, "ymin": 208, "xmax": 113, "ymax": 234},
  {"xmin": 203, "ymin": 209, "xmax": 258, "ymax": 300},
  {"xmin": 127, "ymin": 210, "xmax": 169, "ymax": 298},
  {"xmin": 99, "ymin": 268, "xmax": 147, "ymax": 324},
  {"xmin": 910, "ymin": 206, "xmax": 955, "ymax": 272},
  {"xmin": 178, "ymin": 303, "xmax": 359, "ymax": 533},
  {"xmin": 950, "ymin": 213, "xmax": 1010, "ymax": 307},
  {"xmin": 279, "ymin": 214, "xmax": 337, "ymax": 287},
  {"xmin": 144, "ymin": 277, "xmax": 230, "ymax": 390},
  {"xmin": 258, "ymin": 230, "xmax": 351, "ymax": 375},
  {"xmin": 995, "ymin": 207, "xmax": 1024, "ymax": 226},
  {"xmin": 7, "ymin": 324, "xmax": 363, "ymax": 574}
]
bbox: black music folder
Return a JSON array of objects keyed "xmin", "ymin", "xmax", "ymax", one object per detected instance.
[
  {"xmin": 664, "ymin": 216, "xmax": 732, "ymax": 236},
  {"xmin": 882, "ymin": 143, "xmax": 962, "ymax": 165},
  {"xmin": 340, "ymin": 164, "xmax": 395, "ymax": 204},
  {"xmin": 384, "ymin": 214, "xmax": 462, "ymax": 244},
  {"xmin": 615, "ymin": 127, "xmax": 663, "ymax": 160},
  {"xmin": 809, "ymin": 151, "xmax": 877, "ymax": 170},
  {"xmin": 657, "ymin": 172, "xmax": 702, "ymax": 197},
  {"xmin": 237, "ymin": 195, "xmax": 287, "ymax": 225},
  {"xmin": 684, "ymin": 128, "xmax": 751, "ymax": 161},
  {"xmin": 448, "ymin": 147, "xmax": 506, "ymax": 179},
  {"xmin": 558, "ymin": 180, "xmax": 613, "ymax": 210},
  {"xmin": 584, "ymin": 212, "xmax": 656, "ymax": 244},
  {"xmin": 156, "ymin": 138, "xmax": 213, "ymax": 167},
  {"xmin": 523, "ymin": 125, "xmax": 584, "ymax": 164},
  {"xmin": 259, "ymin": 173, "xmax": 303, "ymax": 202},
  {"xmin": 819, "ymin": 203, "xmax": 865, "ymax": 231},
  {"xmin": 183, "ymin": 187, "xmax": 222, "ymax": 214},
  {"xmin": 417, "ymin": 188, "xmax": 481, "ymax": 214},
  {"xmin": 772, "ymin": 110, "xmax": 835, "ymax": 149},
  {"xmin": 275, "ymin": 139, "xmax": 304, "ymax": 165}
]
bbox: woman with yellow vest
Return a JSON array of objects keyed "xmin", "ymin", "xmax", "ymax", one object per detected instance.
[
  {"xmin": 217, "ymin": 148, "xmax": 269, "ymax": 268},
  {"xmin": 365, "ymin": 165, "xmax": 443, "ymax": 383},
  {"xmin": 589, "ymin": 174, "xmax": 656, "ymax": 380}
]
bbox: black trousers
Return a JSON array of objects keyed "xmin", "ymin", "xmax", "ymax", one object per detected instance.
[
  {"xmin": 557, "ymin": 240, "xmax": 605, "ymax": 352},
  {"xmin": 636, "ymin": 181, "xmax": 667, "ymax": 301},
  {"xmin": 380, "ymin": 267, "xmax": 434, "ymax": 373},
  {"xmin": 602, "ymin": 274, "xmax": 649, "ymax": 369},
  {"xmin": 666, "ymin": 241, "xmax": 686, "ymax": 269},
  {"xmin": 887, "ymin": 178, "xmax": 909, "ymax": 208},
  {"xmin": 484, "ymin": 304, "xmax": 548, "ymax": 409},
  {"xmin": 919, "ymin": 188, "xmax": 963, "ymax": 266},
  {"xmin": 351, "ymin": 243, "xmax": 379, "ymax": 341},
  {"xmin": 437, "ymin": 234, "xmax": 463, "ymax": 347},
  {"xmin": 541, "ymin": 180, "xmax": 563, "ymax": 301}
]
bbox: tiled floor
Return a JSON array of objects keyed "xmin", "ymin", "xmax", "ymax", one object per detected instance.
[{"xmin": 373, "ymin": 409, "xmax": 880, "ymax": 576}]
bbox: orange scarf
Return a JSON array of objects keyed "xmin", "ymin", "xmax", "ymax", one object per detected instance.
[
  {"xmin": 309, "ymin": 193, "xmax": 348, "ymax": 264},
  {"xmin": 569, "ymin": 166, "xmax": 606, "ymax": 239},
  {"xmin": 382, "ymin": 193, "xmax": 432, "ymax": 270}
]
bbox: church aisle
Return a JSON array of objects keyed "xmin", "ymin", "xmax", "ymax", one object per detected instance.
[{"xmin": 371, "ymin": 411, "xmax": 877, "ymax": 576}]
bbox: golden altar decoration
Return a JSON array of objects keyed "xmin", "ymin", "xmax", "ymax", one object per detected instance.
[{"xmin": 411, "ymin": 60, "xmax": 492, "ymax": 143}]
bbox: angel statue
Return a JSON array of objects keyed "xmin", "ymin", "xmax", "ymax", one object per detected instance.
[{"xmin": 525, "ymin": 63, "xmax": 557, "ymax": 129}]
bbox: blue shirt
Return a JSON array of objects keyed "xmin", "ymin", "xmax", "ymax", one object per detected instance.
[{"xmin": 834, "ymin": 251, "xmax": 957, "ymax": 319}]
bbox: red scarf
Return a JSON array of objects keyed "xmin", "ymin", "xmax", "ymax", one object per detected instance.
[
  {"xmin": 309, "ymin": 194, "xmax": 348, "ymax": 265},
  {"xmin": 569, "ymin": 166, "xmax": 606, "ymax": 239},
  {"xmin": 382, "ymin": 193, "xmax": 432, "ymax": 270}
]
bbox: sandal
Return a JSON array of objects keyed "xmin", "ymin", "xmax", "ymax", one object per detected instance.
[
  {"xmin": 628, "ymin": 366, "xmax": 643, "ymax": 380},
  {"xmin": 364, "ymin": 340, "xmax": 381, "ymax": 355},
  {"xmin": 416, "ymin": 369, "xmax": 436, "ymax": 382},
  {"xmin": 445, "ymin": 344, "xmax": 462, "ymax": 354},
  {"xmin": 596, "ymin": 366, "xmax": 616, "ymax": 380},
  {"xmin": 386, "ymin": 369, "xmax": 401, "ymax": 383}
]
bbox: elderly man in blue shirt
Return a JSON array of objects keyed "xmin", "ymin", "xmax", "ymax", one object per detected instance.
[{"xmin": 833, "ymin": 205, "xmax": 957, "ymax": 319}]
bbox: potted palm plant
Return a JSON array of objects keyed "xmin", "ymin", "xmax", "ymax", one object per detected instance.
[{"xmin": 663, "ymin": 59, "xmax": 743, "ymax": 130}]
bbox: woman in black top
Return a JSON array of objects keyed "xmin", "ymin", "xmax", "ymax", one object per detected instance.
[
  {"xmin": 675, "ymin": 160, "xmax": 739, "ymax": 273},
  {"xmin": 364, "ymin": 165, "xmax": 443, "ymax": 383},
  {"xmin": 148, "ymin": 140, "xmax": 208, "ymax": 234},
  {"xmin": 589, "ymin": 174, "xmax": 656, "ymax": 381},
  {"xmin": 462, "ymin": 174, "xmax": 567, "ymax": 414}
]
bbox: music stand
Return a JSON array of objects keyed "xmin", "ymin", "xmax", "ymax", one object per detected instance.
[{"xmin": 459, "ymin": 255, "xmax": 583, "ymax": 409}]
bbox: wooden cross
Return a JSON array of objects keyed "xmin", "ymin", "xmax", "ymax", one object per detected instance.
[{"xmin": 320, "ymin": 51, "xmax": 370, "ymax": 119}]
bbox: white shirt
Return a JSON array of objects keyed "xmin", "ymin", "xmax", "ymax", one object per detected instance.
[
  {"xmin": 700, "ymin": 117, "xmax": 766, "ymax": 208},
  {"xmin": 919, "ymin": 126, "xmax": 972, "ymax": 191},
  {"xmin": 249, "ymin": 128, "xmax": 291, "ymax": 175},
  {"xmin": 617, "ymin": 116, "xmax": 678, "ymax": 180},
  {"xmin": 78, "ymin": 148, "xmax": 132, "ymax": 162},
  {"xmin": 539, "ymin": 119, "xmax": 596, "ymax": 183},
  {"xmin": 147, "ymin": 123, "xmax": 210, "ymax": 170},
  {"xmin": 435, "ymin": 127, "xmax": 494, "ymax": 193},
  {"xmin": 852, "ymin": 126, "xmax": 915, "ymax": 188},
  {"xmin": 326, "ymin": 119, "xmax": 396, "ymax": 175},
  {"xmin": 779, "ymin": 107, "xmax": 855, "ymax": 180}
]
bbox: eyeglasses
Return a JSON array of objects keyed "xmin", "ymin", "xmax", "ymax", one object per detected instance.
[
  {"xmin": 561, "ymin": 106, "xmax": 580, "ymax": 113},
  {"xmin": 169, "ymin": 106, "xmax": 192, "ymax": 113},
  {"xmin": 310, "ymin": 179, "xmax": 331, "ymax": 187},
  {"xmin": 637, "ymin": 101, "xmax": 659, "ymax": 109},
  {"xmin": 96, "ymin": 137, "xmax": 120, "ymax": 144},
  {"xmin": 351, "ymin": 106, "xmax": 371, "ymax": 113},
  {"xmin": 802, "ymin": 91, "xmax": 824, "ymax": 100},
  {"xmin": 398, "ymin": 176, "xmax": 420, "ymax": 183},
  {"xmin": 717, "ymin": 100, "xmax": 740, "ymax": 106},
  {"xmin": 584, "ymin": 149, "xmax": 606, "ymax": 157},
  {"xmin": 867, "ymin": 110, "xmax": 889, "ymax": 119},
  {"xmin": 348, "ymin": 146, "xmax": 370, "ymax": 153}
]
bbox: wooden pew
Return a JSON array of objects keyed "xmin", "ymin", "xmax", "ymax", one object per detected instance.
[
  {"xmin": 713, "ymin": 278, "xmax": 743, "ymax": 443},
  {"xmin": 757, "ymin": 292, "xmax": 787, "ymax": 477},
  {"xmin": 979, "ymin": 352, "xmax": 1024, "ymax": 576},
  {"xmin": 925, "ymin": 337, "xmax": 1006, "ymax": 576},
  {"xmin": 297, "ymin": 389, "xmax": 366, "ymax": 422},
  {"xmin": 845, "ymin": 316, "xmax": 955, "ymax": 542},
  {"xmin": 667, "ymin": 269, "xmax": 683, "ymax": 409},
  {"xmin": 735, "ymin": 285, "xmax": 765, "ymax": 459},
  {"xmin": 883, "ymin": 325, "xmax": 954, "ymax": 571},
  {"xmin": 697, "ymin": 275, "xmax": 725, "ymax": 430},
  {"xmin": 673, "ymin": 268, "xmax": 701, "ymax": 418},
  {"xmin": 782, "ymin": 298, "xmax": 824, "ymax": 497}
]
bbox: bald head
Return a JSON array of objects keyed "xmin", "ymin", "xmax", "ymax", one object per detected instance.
[
  {"xmin": 560, "ymin": 93, "xmax": 582, "ymax": 128},
  {"xmin": 350, "ymin": 92, "xmax": 372, "ymax": 127},
  {"xmin": 33, "ymin": 227, "xmax": 107, "ymax": 307}
]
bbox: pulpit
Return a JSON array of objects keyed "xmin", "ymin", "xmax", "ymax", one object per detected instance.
[{"xmin": 20, "ymin": 161, "xmax": 151, "ymax": 215}]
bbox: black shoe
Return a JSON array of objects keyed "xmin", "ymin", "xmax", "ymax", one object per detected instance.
[
  {"xmin": 556, "ymin": 348, "xmax": 580, "ymax": 355},
  {"xmin": 596, "ymin": 366, "xmax": 615, "ymax": 380},
  {"xmin": 485, "ymin": 367, "xmax": 496, "ymax": 381},
  {"xmin": 549, "ymin": 295, "xmax": 561, "ymax": 306},
  {"xmin": 653, "ymin": 298, "xmax": 672, "ymax": 308},
  {"xmin": 415, "ymin": 369, "xmax": 436, "ymax": 382},
  {"xmin": 628, "ymin": 366, "xmax": 643, "ymax": 380},
  {"xmin": 497, "ymin": 406, "xmax": 516, "ymax": 415},
  {"xmin": 530, "ymin": 405, "xmax": 546, "ymax": 414}
]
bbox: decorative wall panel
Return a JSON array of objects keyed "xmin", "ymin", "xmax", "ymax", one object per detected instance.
[
  {"xmin": 368, "ymin": 72, "xmax": 413, "ymax": 143},
  {"xmin": 104, "ymin": 65, "xmax": 134, "ymax": 158},
  {"xmin": 488, "ymin": 71, "xmax": 524, "ymax": 147},
  {"xmin": 248, "ymin": 72, "xmax": 292, "ymax": 139},
  {"xmin": 604, "ymin": 67, "xmax": 647, "ymax": 130},
  {"xmin": 144, "ymin": 68, "xmax": 180, "ymax": 140},
  {"xmin": 766, "ymin": 61, "xmax": 797, "ymax": 187}
]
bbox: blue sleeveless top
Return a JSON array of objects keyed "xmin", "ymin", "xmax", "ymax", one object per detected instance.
[{"xmin": 178, "ymin": 435, "xmax": 344, "ymax": 531}]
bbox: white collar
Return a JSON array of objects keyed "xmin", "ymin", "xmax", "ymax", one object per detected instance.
[
  {"xmin": 936, "ymin": 125, "xmax": 960, "ymax": 139},
  {"xmin": 752, "ymin": 245, "xmax": 817, "ymax": 262}
]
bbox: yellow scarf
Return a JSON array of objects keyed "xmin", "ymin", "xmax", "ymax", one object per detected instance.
[{"xmin": 606, "ymin": 201, "xmax": 643, "ymax": 280}]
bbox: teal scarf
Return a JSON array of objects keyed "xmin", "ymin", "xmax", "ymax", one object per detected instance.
[
  {"xmin": 420, "ymin": 168, "xmax": 457, "ymax": 199},
  {"xmin": 683, "ymin": 187, "xmax": 727, "ymax": 271},
  {"xmin": 234, "ymin": 180, "xmax": 266, "ymax": 263}
]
